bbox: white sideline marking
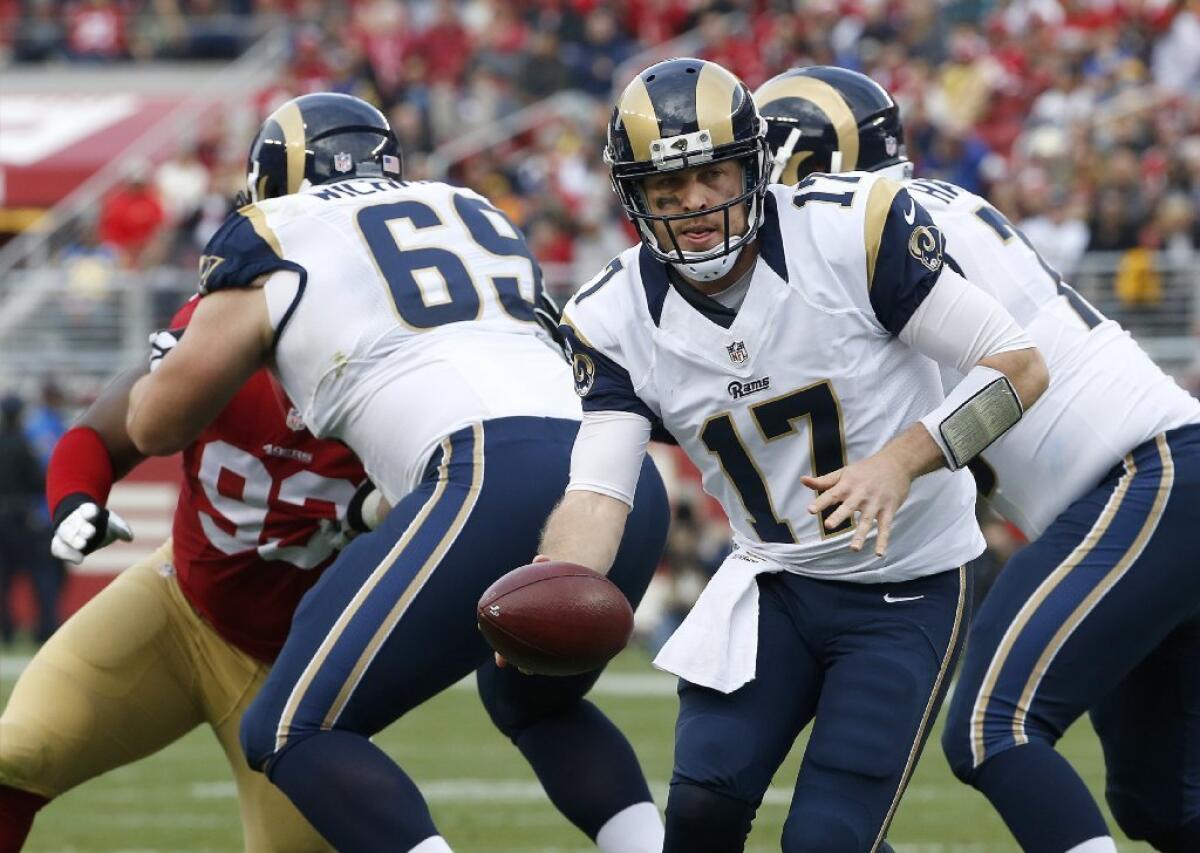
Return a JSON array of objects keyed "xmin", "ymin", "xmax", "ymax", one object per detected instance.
[
  {"xmin": 446, "ymin": 670, "xmax": 678, "ymax": 696},
  {"xmin": 190, "ymin": 779, "xmax": 801, "ymax": 805},
  {"xmin": 0, "ymin": 655, "xmax": 29, "ymax": 680},
  {"xmin": 0, "ymin": 656, "xmax": 679, "ymax": 697},
  {"xmin": 192, "ymin": 777, "xmax": 943, "ymax": 809}
]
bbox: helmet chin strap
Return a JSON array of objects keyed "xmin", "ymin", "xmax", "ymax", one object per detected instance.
[
  {"xmin": 769, "ymin": 128, "xmax": 802, "ymax": 184},
  {"xmin": 670, "ymin": 245, "xmax": 745, "ymax": 283}
]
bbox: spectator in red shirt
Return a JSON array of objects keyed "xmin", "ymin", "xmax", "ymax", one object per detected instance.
[
  {"xmin": 97, "ymin": 162, "xmax": 166, "ymax": 268},
  {"xmin": 418, "ymin": 0, "xmax": 472, "ymax": 85}
]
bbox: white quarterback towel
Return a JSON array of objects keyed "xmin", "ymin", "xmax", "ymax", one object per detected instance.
[{"xmin": 653, "ymin": 549, "xmax": 787, "ymax": 693}]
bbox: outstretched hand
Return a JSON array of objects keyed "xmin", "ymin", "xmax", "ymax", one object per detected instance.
[{"xmin": 801, "ymin": 451, "xmax": 913, "ymax": 557}]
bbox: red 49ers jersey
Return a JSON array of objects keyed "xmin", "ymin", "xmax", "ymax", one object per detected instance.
[{"xmin": 169, "ymin": 298, "xmax": 365, "ymax": 662}]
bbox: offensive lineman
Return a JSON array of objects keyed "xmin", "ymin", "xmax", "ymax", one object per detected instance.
[
  {"xmin": 0, "ymin": 295, "xmax": 367, "ymax": 852},
  {"xmin": 124, "ymin": 93, "xmax": 671, "ymax": 853},
  {"xmin": 756, "ymin": 65, "xmax": 1200, "ymax": 853},
  {"xmin": 533, "ymin": 58, "xmax": 1047, "ymax": 852}
]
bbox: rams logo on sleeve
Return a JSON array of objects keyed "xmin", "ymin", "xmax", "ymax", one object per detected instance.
[
  {"xmin": 573, "ymin": 352, "xmax": 596, "ymax": 397},
  {"xmin": 908, "ymin": 225, "xmax": 944, "ymax": 272}
]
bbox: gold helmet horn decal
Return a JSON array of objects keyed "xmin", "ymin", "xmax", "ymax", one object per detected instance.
[
  {"xmin": 266, "ymin": 100, "xmax": 309, "ymax": 195},
  {"xmin": 616, "ymin": 76, "xmax": 660, "ymax": 162},
  {"xmin": 756, "ymin": 75, "xmax": 859, "ymax": 182},
  {"xmin": 694, "ymin": 63, "xmax": 739, "ymax": 147}
]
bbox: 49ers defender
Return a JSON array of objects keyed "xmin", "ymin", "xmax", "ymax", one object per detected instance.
[{"xmin": 0, "ymin": 296, "xmax": 367, "ymax": 853}]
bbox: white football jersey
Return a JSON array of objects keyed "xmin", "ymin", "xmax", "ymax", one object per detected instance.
[
  {"xmin": 907, "ymin": 178, "xmax": 1200, "ymax": 538},
  {"xmin": 200, "ymin": 178, "xmax": 580, "ymax": 502},
  {"xmin": 563, "ymin": 175, "xmax": 984, "ymax": 584}
]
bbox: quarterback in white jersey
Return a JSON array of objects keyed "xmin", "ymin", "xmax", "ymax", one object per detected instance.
[
  {"xmin": 758, "ymin": 65, "xmax": 1200, "ymax": 853},
  {"xmin": 125, "ymin": 93, "xmax": 674, "ymax": 853},
  {"xmin": 532, "ymin": 59, "xmax": 1047, "ymax": 853}
]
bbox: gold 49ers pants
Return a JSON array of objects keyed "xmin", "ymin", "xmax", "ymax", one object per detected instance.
[{"xmin": 0, "ymin": 540, "xmax": 330, "ymax": 852}]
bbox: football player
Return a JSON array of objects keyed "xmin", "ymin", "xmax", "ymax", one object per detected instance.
[
  {"xmin": 756, "ymin": 66, "xmax": 1200, "ymax": 853},
  {"xmin": 531, "ymin": 58, "xmax": 1047, "ymax": 852},
  {"xmin": 0, "ymin": 294, "xmax": 370, "ymax": 852},
  {"xmin": 123, "ymin": 93, "xmax": 671, "ymax": 853}
]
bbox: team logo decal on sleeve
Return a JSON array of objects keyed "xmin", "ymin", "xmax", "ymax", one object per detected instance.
[
  {"xmin": 726, "ymin": 341, "xmax": 749, "ymax": 364},
  {"xmin": 573, "ymin": 352, "xmax": 596, "ymax": 397},
  {"xmin": 908, "ymin": 225, "xmax": 944, "ymax": 272},
  {"xmin": 198, "ymin": 255, "xmax": 225, "ymax": 289}
]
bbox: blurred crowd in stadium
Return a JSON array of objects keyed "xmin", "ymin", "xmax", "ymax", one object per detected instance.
[
  {"xmin": 7, "ymin": 0, "xmax": 1200, "ymax": 294},
  {"xmin": 2, "ymin": 0, "xmax": 1199, "ymax": 645}
]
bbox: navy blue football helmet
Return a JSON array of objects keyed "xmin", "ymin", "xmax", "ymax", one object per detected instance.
[
  {"xmin": 604, "ymin": 57, "xmax": 769, "ymax": 279},
  {"xmin": 239, "ymin": 93, "xmax": 402, "ymax": 204},
  {"xmin": 753, "ymin": 66, "xmax": 910, "ymax": 185}
]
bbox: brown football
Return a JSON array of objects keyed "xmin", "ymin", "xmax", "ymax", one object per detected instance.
[{"xmin": 477, "ymin": 561, "xmax": 634, "ymax": 676}]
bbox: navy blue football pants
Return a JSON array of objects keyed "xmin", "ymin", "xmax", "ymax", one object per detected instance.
[
  {"xmin": 239, "ymin": 418, "xmax": 668, "ymax": 807},
  {"xmin": 943, "ymin": 424, "xmax": 1200, "ymax": 851},
  {"xmin": 666, "ymin": 565, "xmax": 971, "ymax": 853}
]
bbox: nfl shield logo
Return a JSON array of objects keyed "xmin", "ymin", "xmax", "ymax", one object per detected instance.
[
  {"xmin": 286, "ymin": 407, "xmax": 306, "ymax": 431},
  {"xmin": 885, "ymin": 135, "xmax": 898, "ymax": 157},
  {"xmin": 726, "ymin": 341, "xmax": 748, "ymax": 364},
  {"xmin": 333, "ymin": 152, "xmax": 353, "ymax": 173}
]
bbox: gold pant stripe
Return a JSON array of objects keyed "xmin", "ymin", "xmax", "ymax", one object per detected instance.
[
  {"xmin": 968, "ymin": 453, "xmax": 1137, "ymax": 766},
  {"xmin": 274, "ymin": 435, "xmax": 455, "ymax": 752},
  {"xmin": 1011, "ymin": 435, "xmax": 1174, "ymax": 745},
  {"xmin": 0, "ymin": 541, "xmax": 332, "ymax": 850},
  {"xmin": 870, "ymin": 565, "xmax": 967, "ymax": 852},
  {"xmin": 321, "ymin": 424, "xmax": 485, "ymax": 729}
]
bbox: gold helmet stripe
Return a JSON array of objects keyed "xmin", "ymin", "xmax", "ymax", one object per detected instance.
[
  {"xmin": 267, "ymin": 100, "xmax": 309, "ymax": 195},
  {"xmin": 755, "ymin": 75, "xmax": 859, "ymax": 173},
  {"xmin": 695, "ymin": 62, "xmax": 739, "ymax": 146},
  {"xmin": 617, "ymin": 75, "xmax": 660, "ymax": 162}
]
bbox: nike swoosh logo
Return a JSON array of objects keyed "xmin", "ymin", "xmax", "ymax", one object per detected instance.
[
  {"xmin": 883, "ymin": 593, "xmax": 924, "ymax": 603},
  {"xmin": 903, "ymin": 198, "xmax": 916, "ymax": 226}
]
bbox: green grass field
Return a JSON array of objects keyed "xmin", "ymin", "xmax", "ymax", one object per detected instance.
[{"xmin": 5, "ymin": 646, "xmax": 1150, "ymax": 853}]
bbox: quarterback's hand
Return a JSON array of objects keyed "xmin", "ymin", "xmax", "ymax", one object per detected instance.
[
  {"xmin": 315, "ymin": 517, "xmax": 358, "ymax": 552},
  {"xmin": 345, "ymin": 480, "xmax": 386, "ymax": 534},
  {"xmin": 802, "ymin": 452, "xmax": 913, "ymax": 557},
  {"xmin": 148, "ymin": 328, "xmax": 184, "ymax": 372},
  {"xmin": 494, "ymin": 554, "xmax": 550, "ymax": 671},
  {"xmin": 51, "ymin": 499, "xmax": 134, "ymax": 564}
]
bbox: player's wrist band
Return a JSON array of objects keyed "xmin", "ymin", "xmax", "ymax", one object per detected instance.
[
  {"xmin": 345, "ymin": 480, "xmax": 382, "ymax": 533},
  {"xmin": 47, "ymin": 426, "xmax": 115, "ymax": 517},
  {"xmin": 919, "ymin": 365, "xmax": 1023, "ymax": 470},
  {"xmin": 52, "ymin": 492, "xmax": 98, "ymax": 528}
]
